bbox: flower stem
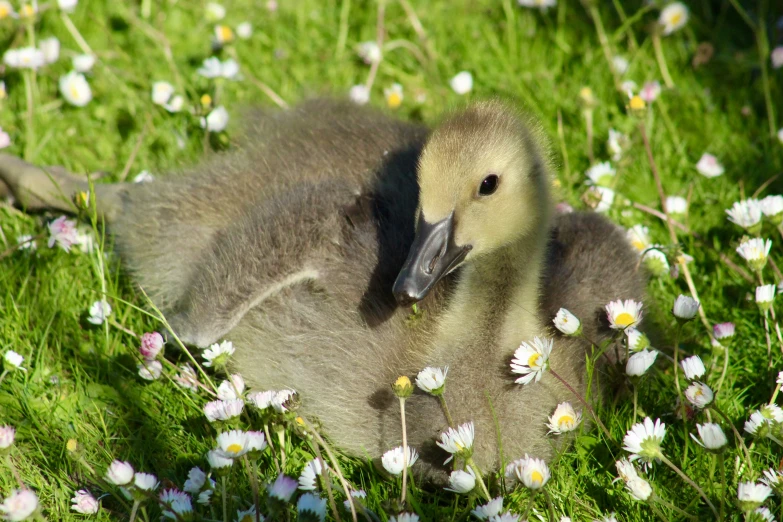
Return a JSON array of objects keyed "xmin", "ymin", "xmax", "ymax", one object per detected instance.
[
  {"xmin": 653, "ymin": 497, "xmax": 698, "ymax": 521},
  {"xmin": 5, "ymin": 455, "xmax": 25, "ymax": 488},
  {"xmin": 310, "ymin": 441, "xmax": 341, "ymax": 522},
  {"xmin": 585, "ymin": 5, "xmax": 619, "ymax": 88},
  {"xmin": 263, "ymin": 423, "xmax": 280, "ymax": 473},
  {"xmin": 584, "ymin": 108, "xmax": 594, "ymax": 164},
  {"xmin": 652, "ymin": 33, "xmax": 674, "ymax": 88},
  {"xmin": 23, "ymin": 70, "xmax": 35, "ymax": 162},
  {"xmin": 632, "ymin": 385, "xmax": 638, "ymax": 421},
  {"xmin": 221, "ymin": 476, "xmax": 228, "ymax": 522},
  {"xmin": 438, "ymin": 394, "xmax": 455, "ymax": 428},
  {"xmin": 658, "ymin": 453, "xmax": 718, "ymax": 518},
  {"xmin": 245, "ymin": 457, "xmax": 262, "ymax": 522},
  {"xmin": 767, "ymin": 434, "xmax": 783, "ymax": 447},
  {"xmin": 129, "ymin": 500, "xmax": 141, "ymax": 522},
  {"xmin": 399, "ymin": 397, "xmax": 409, "ymax": 505},
  {"xmin": 672, "ymin": 324, "xmax": 685, "ymax": 411},
  {"xmin": 521, "ymin": 490, "xmax": 538, "ymax": 520},
  {"xmin": 543, "ymin": 489, "xmax": 558, "ymax": 522},
  {"xmin": 277, "ymin": 429, "xmax": 287, "ymax": 470},
  {"xmin": 0, "ymin": 370, "xmax": 8, "ymax": 387},
  {"xmin": 548, "ymin": 368, "xmax": 613, "ymax": 443},
  {"xmin": 763, "ymin": 311, "xmax": 774, "ymax": 368},
  {"xmin": 715, "ymin": 340, "xmax": 730, "ymax": 396},
  {"xmin": 770, "ymin": 383, "xmax": 782, "ymax": 406},
  {"xmin": 465, "ymin": 457, "xmax": 492, "ymax": 502},
  {"xmin": 709, "ymin": 405, "xmax": 754, "ymax": 473},
  {"xmin": 718, "ymin": 452, "xmax": 726, "ymax": 521},
  {"xmin": 60, "ymin": 12, "xmax": 95, "ymax": 55}
]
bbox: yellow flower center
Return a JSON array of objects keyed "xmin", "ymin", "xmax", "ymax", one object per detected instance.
[
  {"xmin": 201, "ymin": 94, "xmax": 212, "ymax": 106},
  {"xmin": 295, "ymin": 416, "xmax": 305, "ymax": 426},
  {"xmin": 629, "ymin": 96, "xmax": 646, "ymax": 111},
  {"xmin": 579, "ymin": 87, "xmax": 593, "ymax": 101},
  {"xmin": 21, "ymin": 4, "xmax": 34, "ymax": 17},
  {"xmin": 0, "ymin": 6, "xmax": 9, "ymax": 18},
  {"xmin": 531, "ymin": 470, "xmax": 543, "ymax": 484},
  {"xmin": 387, "ymin": 92, "xmax": 402, "ymax": 109},
  {"xmin": 693, "ymin": 388, "xmax": 703, "ymax": 397},
  {"xmin": 558, "ymin": 415, "xmax": 574, "ymax": 429},
  {"xmin": 227, "ymin": 443, "xmax": 243, "ymax": 454},
  {"xmin": 66, "ymin": 439, "xmax": 78, "ymax": 452},
  {"xmin": 631, "ymin": 239, "xmax": 646, "ymax": 251},
  {"xmin": 528, "ymin": 353, "xmax": 541, "ymax": 367},
  {"xmin": 614, "ymin": 312, "xmax": 635, "ymax": 327},
  {"xmin": 217, "ymin": 25, "xmax": 234, "ymax": 43},
  {"xmin": 240, "ymin": 516, "xmax": 253, "ymax": 522},
  {"xmin": 71, "ymin": 85, "xmax": 81, "ymax": 100},
  {"xmin": 670, "ymin": 13, "xmax": 682, "ymax": 25}
]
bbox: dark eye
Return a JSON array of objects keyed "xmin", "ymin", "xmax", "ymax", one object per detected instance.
[{"xmin": 479, "ymin": 174, "xmax": 499, "ymax": 196}]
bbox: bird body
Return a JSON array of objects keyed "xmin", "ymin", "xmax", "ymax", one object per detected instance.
[{"xmin": 0, "ymin": 99, "xmax": 643, "ymax": 480}]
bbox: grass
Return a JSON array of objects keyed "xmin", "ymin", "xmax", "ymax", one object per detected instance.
[{"xmin": 1, "ymin": 0, "xmax": 783, "ymax": 520}]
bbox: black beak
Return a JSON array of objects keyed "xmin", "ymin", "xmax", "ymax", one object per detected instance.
[{"xmin": 393, "ymin": 212, "xmax": 472, "ymax": 306}]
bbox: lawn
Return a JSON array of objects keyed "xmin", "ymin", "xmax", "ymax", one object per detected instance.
[{"xmin": 1, "ymin": 0, "xmax": 783, "ymax": 521}]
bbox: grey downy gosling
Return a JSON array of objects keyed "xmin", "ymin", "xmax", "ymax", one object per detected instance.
[{"xmin": 0, "ymin": 99, "xmax": 644, "ymax": 480}]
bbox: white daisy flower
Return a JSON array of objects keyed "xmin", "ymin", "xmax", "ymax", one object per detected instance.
[
  {"xmin": 515, "ymin": 456, "xmax": 550, "ymax": 490},
  {"xmin": 247, "ymin": 390, "xmax": 276, "ymax": 410},
  {"xmin": 48, "ymin": 215, "xmax": 79, "ymax": 251},
  {"xmin": 159, "ymin": 489, "xmax": 192, "ymax": 520},
  {"xmin": 640, "ymin": 81, "xmax": 662, "ymax": 103},
  {"xmin": 415, "ymin": 366, "xmax": 448, "ymax": 395},
  {"xmin": 510, "ymin": 336, "xmax": 552, "ymax": 384},
  {"xmin": 197, "ymin": 57, "xmax": 239, "ymax": 79},
  {"xmin": 737, "ymin": 238, "xmax": 772, "ymax": 272},
  {"xmin": 247, "ymin": 430, "xmax": 268, "ymax": 454},
  {"xmin": 659, "ymin": 3, "xmax": 689, "ymax": 35},
  {"xmin": 217, "ymin": 374, "xmax": 245, "ymax": 400},
  {"xmin": 70, "ymin": 489, "xmax": 99, "ymax": 514},
  {"xmin": 0, "ymin": 2, "xmax": 14, "ymax": 18},
  {"xmin": 518, "ymin": 0, "xmax": 557, "ymax": 9},
  {"xmin": 151, "ymin": 81, "xmax": 175, "ymax": 106},
  {"xmin": 381, "ymin": 446, "xmax": 419, "ymax": 475},
  {"xmin": 214, "ymin": 24, "xmax": 234, "ymax": 45},
  {"xmin": 745, "ymin": 410, "xmax": 768, "ymax": 436},
  {"xmin": 684, "ymin": 382, "xmax": 713, "ymax": 409},
  {"xmin": 626, "ymin": 349, "xmax": 658, "ymax": 377},
  {"xmin": 622, "ymin": 417, "xmax": 665, "ymax": 464},
  {"xmin": 726, "ymin": 199, "xmax": 762, "ymax": 232},
  {"xmin": 59, "ymin": 71, "xmax": 92, "ymax": 107},
  {"xmin": 607, "ymin": 129, "xmax": 627, "ymax": 161},
  {"xmin": 690, "ymin": 423, "xmax": 727, "ymax": 451},
  {"xmin": 753, "ymin": 507, "xmax": 776, "ymax": 522},
  {"xmin": 58, "ymin": 0, "xmax": 78, "ymax": 12},
  {"xmin": 444, "ymin": 467, "xmax": 476, "ymax": 493},
  {"xmin": 449, "ymin": 71, "xmax": 473, "ymax": 95},
  {"xmin": 384, "ymin": 83, "xmax": 403, "ymax": 109},
  {"xmin": 626, "ymin": 329, "xmax": 650, "ymax": 353},
  {"xmin": 611, "ymin": 55, "xmax": 629, "ymax": 75},
  {"xmin": 202, "ymin": 340, "xmax": 235, "ymax": 368},
  {"xmin": 297, "ymin": 493, "xmax": 326, "ymax": 521},
  {"xmin": 298, "ymin": 459, "xmax": 324, "ymax": 490},
  {"xmin": 546, "ymin": 402, "xmax": 582, "ymax": 434},
  {"xmin": 87, "ymin": 299, "xmax": 111, "ymax": 325},
  {"xmin": 673, "ymin": 295, "xmax": 699, "ymax": 321},
  {"xmin": 105, "ymin": 460, "xmax": 135, "ymax": 486},
  {"xmin": 134, "ymin": 473, "xmax": 159, "ymax": 491},
  {"xmin": 39, "ymin": 37, "xmax": 60, "ymax": 64},
  {"xmin": 15, "ymin": 235, "xmax": 36, "ymax": 251},
  {"xmin": 606, "ymin": 299, "xmax": 643, "ymax": 330},
  {"xmin": 183, "ymin": 467, "xmax": 207, "ymax": 494},
  {"xmin": 235, "ymin": 506, "xmax": 258, "ymax": 522},
  {"xmin": 585, "ymin": 161, "xmax": 616, "ymax": 187},
  {"xmin": 471, "ymin": 497, "xmax": 504, "ymax": 520},
  {"xmin": 357, "ymin": 41, "xmax": 382, "ymax": 65},
  {"xmin": 3, "ymin": 350, "xmax": 25, "ymax": 371},
  {"xmin": 625, "ymin": 476, "xmax": 652, "ymax": 501},
  {"xmin": 756, "ymin": 284, "xmax": 776, "ymax": 311},
  {"xmin": 201, "ymin": 106, "xmax": 229, "ymax": 132},
  {"xmin": 761, "ymin": 404, "xmax": 783, "ymax": 422},
  {"xmin": 206, "ymin": 450, "xmax": 233, "ymax": 470},
  {"xmin": 738, "ymin": 482, "xmax": 772, "ymax": 511},
  {"xmin": 205, "ymin": 2, "xmax": 225, "ymax": 21},
  {"xmin": 267, "ymin": 474, "xmax": 298, "ymax": 502},
  {"xmin": 779, "ymin": 128, "xmax": 783, "ymax": 145},
  {"xmin": 236, "ymin": 22, "xmax": 253, "ymax": 39},
  {"xmin": 666, "ymin": 195, "xmax": 687, "ymax": 215},
  {"xmin": 436, "ymin": 422, "xmax": 475, "ymax": 463},
  {"xmin": 626, "ymin": 225, "xmax": 651, "ymax": 253},
  {"xmin": 761, "ymin": 468, "xmax": 783, "ymax": 490},
  {"xmin": 389, "ymin": 514, "xmax": 419, "ymax": 522},
  {"xmin": 3, "ymin": 47, "xmax": 45, "ymax": 69},
  {"xmin": 215, "ymin": 430, "xmax": 250, "ymax": 459},
  {"xmin": 591, "ymin": 186, "xmax": 615, "ymax": 213},
  {"xmin": 271, "ymin": 389, "xmax": 297, "ymax": 412},
  {"xmin": 760, "ymin": 195, "xmax": 783, "ymax": 222},
  {"xmin": 696, "ymin": 153, "xmax": 724, "ymax": 178},
  {"xmin": 134, "ymin": 171, "xmax": 155, "ymax": 183},
  {"xmin": 72, "ymin": 54, "xmax": 95, "ymax": 73},
  {"xmin": 0, "ymin": 490, "xmax": 38, "ymax": 521},
  {"xmin": 137, "ymin": 359, "xmax": 162, "ymax": 381},
  {"xmin": 203, "ymin": 399, "xmax": 244, "ymax": 422},
  {"xmin": 553, "ymin": 308, "xmax": 581, "ymax": 336},
  {"xmin": 778, "ymin": 371, "xmax": 783, "ymax": 385},
  {"xmin": 0, "ymin": 426, "xmax": 14, "ymax": 450},
  {"xmin": 197, "ymin": 490, "xmax": 212, "ymax": 505},
  {"xmin": 680, "ymin": 355, "xmax": 706, "ymax": 381},
  {"xmin": 620, "ymin": 80, "xmax": 637, "ymax": 98},
  {"xmin": 349, "ymin": 84, "xmax": 370, "ymax": 105},
  {"xmin": 641, "ymin": 248, "xmax": 669, "ymax": 277}
]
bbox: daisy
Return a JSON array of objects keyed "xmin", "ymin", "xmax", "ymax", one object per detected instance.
[
  {"xmin": 58, "ymin": 0, "xmax": 77, "ymax": 12},
  {"xmin": 737, "ymin": 238, "xmax": 772, "ymax": 271},
  {"xmin": 134, "ymin": 473, "xmax": 159, "ymax": 491},
  {"xmin": 492, "ymin": 513, "xmax": 520, "ymax": 522},
  {"xmin": 174, "ymin": 364, "xmax": 199, "ymax": 391},
  {"xmin": 217, "ymin": 374, "xmax": 245, "ymax": 400},
  {"xmin": 206, "ymin": 450, "xmax": 234, "ymax": 470},
  {"xmin": 343, "ymin": 490, "xmax": 366, "ymax": 512},
  {"xmin": 713, "ymin": 322, "xmax": 735, "ymax": 340},
  {"xmin": 151, "ymin": 81, "xmax": 175, "ymax": 106},
  {"xmin": 436, "ymin": 422, "xmax": 475, "ymax": 463},
  {"xmin": 72, "ymin": 54, "xmax": 95, "ymax": 73},
  {"xmin": 247, "ymin": 390, "xmax": 276, "ymax": 410},
  {"xmin": 271, "ymin": 389, "xmax": 297, "ymax": 412},
  {"xmin": 738, "ymin": 482, "xmax": 772, "ymax": 511},
  {"xmin": 471, "ymin": 497, "xmax": 504, "ymax": 520},
  {"xmin": 164, "ymin": 95, "xmax": 184, "ymax": 113},
  {"xmin": 139, "ymin": 332, "xmax": 164, "ymax": 359},
  {"xmin": 0, "ymin": 490, "xmax": 38, "ymax": 521},
  {"xmin": 0, "ymin": 2, "xmax": 14, "ymax": 18},
  {"xmin": 71, "ymin": 490, "xmax": 99, "ymax": 514},
  {"xmin": 236, "ymin": 506, "xmax": 259, "ymax": 522},
  {"xmin": 665, "ymin": 195, "xmax": 687, "ymax": 215},
  {"xmin": 197, "ymin": 490, "xmax": 212, "ymax": 505},
  {"xmin": 585, "ymin": 161, "xmax": 616, "ymax": 187},
  {"xmin": 392, "ymin": 375, "xmax": 414, "ymax": 397},
  {"xmin": 754, "ymin": 507, "xmax": 776, "ymax": 522},
  {"xmin": 356, "ymin": 41, "xmax": 381, "ymax": 65},
  {"xmin": 87, "ymin": 299, "xmax": 112, "ymax": 325},
  {"xmin": 3, "ymin": 350, "xmax": 25, "ymax": 371},
  {"xmin": 415, "ymin": 366, "xmax": 448, "ymax": 395},
  {"xmin": 510, "ymin": 336, "xmax": 552, "ymax": 384},
  {"xmin": 607, "ymin": 129, "xmax": 628, "ymax": 161},
  {"xmin": 695, "ymin": 153, "xmax": 724, "ymax": 178},
  {"xmin": 680, "ymin": 355, "xmax": 706, "ymax": 380},
  {"xmin": 640, "ymin": 81, "xmax": 662, "ymax": 103},
  {"xmin": 615, "ymin": 458, "xmax": 640, "ymax": 482},
  {"xmin": 215, "ymin": 430, "xmax": 250, "ymax": 459},
  {"xmin": 606, "ymin": 299, "xmax": 643, "ymax": 330},
  {"xmin": 773, "ymin": 46, "xmax": 783, "ymax": 69},
  {"xmin": 204, "ymin": 399, "xmax": 244, "ymax": 422},
  {"xmin": 553, "ymin": 308, "xmax": 581, "ymax": 336},
  {"xmin": 659, "ymin": 3, "xmax": 688, "ymax": 35},
  {"xmin": 205, "ymin": 2, "xmax": 225, "ymax": 21},
  {"xmin": 381, "ymin": 446, "xmax": 419, "ymax": 475},
  {"xmin": 450, "ymin": 71, "xmax": 473, "ymax": 95},
  {"xmin": 384, "ymin": 83, "xmax": 403, "ymax": 109},
  {"xmin": 236, "ymin": 22, "xmax": 253, "ymax": 39},
  {"xmin": 622, "ymin": 417, "xmax": 665, "ymax": 465},
  {"xmin": 756, "ymin": 284, "xmax": 776, "ymax": 311},
  {"xmin": 349, "ymin": 85, "xmax": 370, "ymax": 105},
  {"xmin": 590, "ymin": 186, "xmax": 615, "ymax": 213},
  {"xmin": 159, "ymin": 489, "xmax": 192, "ymax": 519},
  {"xmin": 643, "ymin": 249, "xmax": 669, "ymax": 277},
  {"xmin": 267, "ymin": 474, "xmax": 298, "ymax": 502},
  {"xmin": 760, "ymin": 195, "xmax": 783, "ymax": 222},
  {"xmin": 197, "ymin": 57, "xmax": 240, "ymax": 79},
  {"xmin": 59, "ymin": 71, "xmax": 92, "ymax": 107},
  {"xmin": 214, "ymin": 24, "xmax": 234, "ymax": 45},
  {"xmin": 134, "ymin": 171, "xmax": 155, "ymax": 183},
  {"xmin": 105, "ymin": 460, "xmax": 135, "ymax": 486},
  {"xmin": 183, "ymin": 467, "xmax": 207, "ymax": 494},
  {"xmin": 297, "ymin": 493, "xmax": 326, "ymax": 521},
  {"xmin": 389, "ymin": 514, "xmax": 419, "ymax": 522},
  {"xmin": 761, "ymin": 468, "xmax": 783, "ymax": 493},
  {"xmin": 672, "ymin": 295, "xmax": 699, "ymax": 321},
  {"xmin": 745, "ymin": 410, "xmax": 769, "ymax": 436},
  {"xmin": 627, "ymin": 328, "xmax": 650, "ymax": 352},
  {"xmin": 39, "ymin": 37, "xmax": 60, "ymax": 64},
  {"xmin": 623, "ymin": 475, "xmax": 653, "ymax": 501},
  {"xmin": 626, "ymin": 349, "xmax": 658, "ymax": 377},
  {"xmin": 444, "ymin": 468, "xmax": 476, "ymax": 493},
  {"xmin": 514, "ymin": 456, "xmax": 550, "ymax": 490},
  {"xmin": 15, "ymin": 234, "xmax": 35, "ymax": 251},
  {"xmin": 202, "ymin": 340, "xmax": 235, "ymax": 368},
  {"xmin": 626, "ymin": 225, "xmax": 651, "ymax": 252},
  {"xmin": 690, "ymin": 423, "xmax": 727, "ymax": 451},
  {"xmin": 137, "ymin": 359, "xmax": 162, "ymax": 381},
  {"xmin": 726, "ymin": 199, "xmax": 762, "ymax": 232},
  {"xmin": 684, "ymin": 382, "xmax": 713, "ymax": 409},
  {"xmin": 4, "ymin": 47, "xmax": 45, "ymax": 69},
  {"xmin": 0, "ymin": 426, "xmax": 14, "ymax": 449},
  {"xmin": 761, "ymin": 404, "xmax": 783, "ymax": 422},
  {"xmin": 47, "ymin": 215, "xmax": 79, "ymax": 251},
  {"xmin": 298, "ymin": 458, "xmax": 324, "ymax": 490},
  {"xmin": 518, "ymin": 0, "xmax": 557, "ymax": 9},
  {"xmin": 546, "ymin": 402, "xmax": 582, "ymax": 434},
  {"xmin": 201, "ymin": 106, "xmax": 230, "ymax": 132},
  {"xmin": 612, "ymin": 55, "xmax": 629, "ymax": 75}
]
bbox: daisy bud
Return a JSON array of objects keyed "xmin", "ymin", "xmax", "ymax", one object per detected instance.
[
  {"xmin": 236, "ymin": 22, "xmax": 253, "ymax": 40},
  {"xmin": 392, "ymin": 375, "xmax": 414, "ymax": 398},
  {"xmin": 137, "ymin": 359, "xmax": 162, "ymax": 381},
  {"xmin": 625, "ymin": 476, "xmax": 653, "ymax": 502},
  {"xmin": 348, "ymin": 85, "xmax": 370, "ymax": 105},
  {"xmin": 578, "ymin": 86, "xmax": 597, "ymax": 109},
  {"xmin": 183, "ymin": 467, "xmax": 207, "ymax": 494},
  {"xmin": 2, "ymin": 350, "xmax": 24, "ymax": 371},
  {"xmin": 510, "ymin": 337, "xmax": 552, "ymax": 384},
  {"xmin": 737, "ymin": 482, "xmax": 772, "ymax": 512},
  {"xmin": 0, "ymin": 490, "xmax": 38, "ymax": 521},
  {"xmin": 216, "ymin": 374, "xmax": 245, "ymax": 401},
  {"xmin": 553, "ymin": 308, "xmax": 581, "ymax": 336},
  {"xmin": 267, "ymin": 474, "xmax": 298, "ymax": 503},
  {"xmin": 246, "ymin": 431, "xmax": 267, "ymax": 459},
  {"xmin": 626, "ymin": 349, "xmax": 658, "ymax": 378},
  {"xmin": 680, "ymin": 355, "xmax": 706, "ymax": 381},
  {"xmin": 471, "ymin": 497, "xmax": 504, "ymax": 520},
  {"xmin": 761, "ymin": 404, "xmax": 783, "ymax": 422},
  {"xmin": 0, "ymin": 426, "xmax": 15, "ymax": 450},
  {"xmin": 271, "ymin": 389, "xmax": 299, "ymax": 413},
  {"xmin": 696, "ymin": 152, "xmax": 724, "ymax": 178},
  {"xmin": 87, "ymin": 299, "xmax": 112, "ymax": 325},
  {"xmin": 71, "ymin": 489, "xmax": 99, "ymax": 514},
  {"xmin": 760, "ymin": 195, "xmax": 783, "ymax": 225},
  {"xmin": 436, "ymin": 422, "xmax": 475, "ymax": 464},
  {"xmin": 414, "ymin": 367, "xmax": 448, "ymax": 396},
  {"xmin": 626, "ymin": 328, "xmax": 650, "ymax": 352},
  {"xmin": 737, "ymin": 238, "xmax": 772, "ymax": 272},
  {"xmin": 606, "ymin": 299, "xmax": 643, "ymax": 330},
  {"xmin": 546, "ymin": 402, "xmax": 582, "ymax": 434},
  {"xmin": 672, "ymin": 295, "xmax": 700, "ymax": 321},
  {"xmin": 726, "ymin": 199, "xmax": 763, "ymax": 235},
  {"xmin": 197, "ymin": 489, "xmax": 212, "ymax": 505},
  {"xmin": 777, "ymin": 371, "xmax": 783, "ymax": 385},
  {"xmin": 381, "ymin": 446, "xmax": 418, "ymax": 475},
  {"xmin": 690, "ymin": 423, "xmax": 727, "ymax": 452},
  {"xmin": 297, "ymin": 492, "xmax": 327, "ymax": 522},
  {"xmin": 684, "ymin": 382, "xmax": 713, "ymax": 409},
  {"xmin": 139, "ymin": 332, "xmax": 164, "ymax": 359},
  {"xmin": 444, "ymin": 468, "xmax": 476, "ymax": 494},
  {"xmin": 622, "ymin": 417, "xmax": 665, "ymax": 464},
  {"xmin": 133, "ymin": 473, "xmax": 159, "ymax": 499},
  {"xmin": 756, "ymin": 284, "xmax": 776, "ymax": 312},
  {"xmin": 713, "ymin": 322, "xmax": 735, "ymax": 341},
  {"xmin": 105, "ymin": 460, "xmax": 135, "ymax": 486}
]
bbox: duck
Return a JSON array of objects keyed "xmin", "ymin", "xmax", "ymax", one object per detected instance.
[{"xmin": 0, "ymin": 98, "xmax": 644, "ymax": 480}]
